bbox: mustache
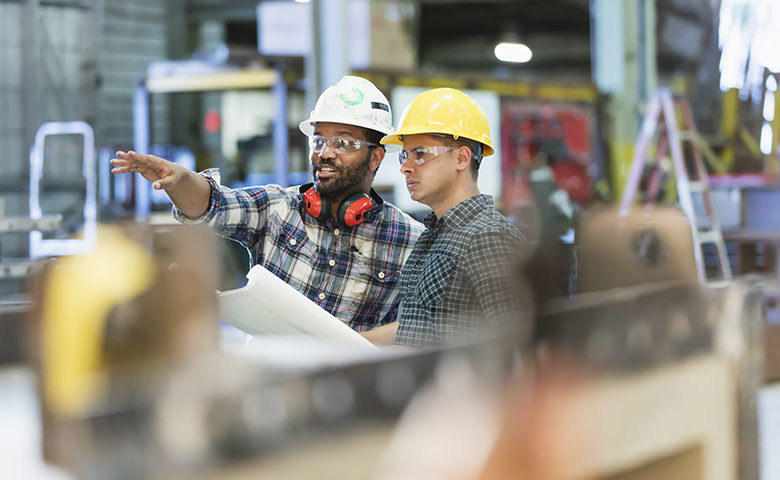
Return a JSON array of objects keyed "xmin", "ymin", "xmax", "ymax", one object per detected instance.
[{"xmin": 312, "ymin": 160, "xmax": 340, "ymax": 171}]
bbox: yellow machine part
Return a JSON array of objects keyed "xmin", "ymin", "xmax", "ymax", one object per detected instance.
[{"xmin": 41, "ymin": 226, "xmax": 155, "ymax": 417}]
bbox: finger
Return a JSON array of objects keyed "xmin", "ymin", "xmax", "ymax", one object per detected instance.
[
  {"xmin": 126, "ymin": 150, "xmax": 163, "ymax": 164},
  {"xmin": 117, "ymin": 150, "xmax": 144, "ymax": 161},
  {"xmin": 110, "ymin": 157, "xmax": 134, "ymax": 172},
  {"xmin": 128, "ymin": 150, "xmax": 158, "ymax": 160}
]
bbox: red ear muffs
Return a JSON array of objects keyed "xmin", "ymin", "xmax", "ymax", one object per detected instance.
[
  {"xmin": 338, "ymin": 193, "xmax": 375, "ymax": 227},
  {"xmin": 302, "ymin": 186, "xmax": 330, "ymax": 221},
  {"xmin": 300, "ymin": 184, "xmax": 380, "ymax": 226}
]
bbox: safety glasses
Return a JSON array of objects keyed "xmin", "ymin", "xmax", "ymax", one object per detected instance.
[
  {"xmin": 398, "ymin": 145, "xmax": 458, "ymax": 166},
  {"xmin": 309, "ymin": 135, "xmax": 378, "ymax": 154}
]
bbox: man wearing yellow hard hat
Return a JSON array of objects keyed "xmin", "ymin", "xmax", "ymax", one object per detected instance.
[{"xmin": 361, "ymin": 88, "xmax": 530, "ymax": 348}]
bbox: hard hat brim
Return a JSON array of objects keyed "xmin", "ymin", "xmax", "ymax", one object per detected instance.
[{"xmin": 299, "ymin": 115, "xmax": 393, "ymax": 137}]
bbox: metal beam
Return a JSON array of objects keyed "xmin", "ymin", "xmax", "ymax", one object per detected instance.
[
  {"xmin": 187, "ymin": 0, "xmax": 257, "ymax": 21},
  {"xmin": 22, "ymin": 0, "xmax": 40, "ymax": 210},
  {"xmin": 592, "ymin": 0, "xmax": 657, "ymax": 199},
  {"xmin": 145, "ymin": 69, "xmax": 278, "ymax": 93},
  {"xmin": 38, "ymin": 0, "xmax": 92, "ymax": 9},
  {"xmin": 273, "ymin": 64, "xmax": 289, "ymax": 187}
]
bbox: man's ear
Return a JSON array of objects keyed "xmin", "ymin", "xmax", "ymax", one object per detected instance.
[
  {"xmin": 370, "ymin": 147, "xmax": 385, "ymax": 172},
  {"xmin": 454, "ymin": 145, "xmax": 472, "ymax": 172}
]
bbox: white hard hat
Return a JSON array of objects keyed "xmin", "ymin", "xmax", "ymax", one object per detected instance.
[{"xmin": 299, "ymin": 76, "xmax": 393, "ymax": 136}]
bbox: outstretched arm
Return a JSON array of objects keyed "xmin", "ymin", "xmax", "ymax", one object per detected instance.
[{"xmin": 110, "ymin": 150, "xmax": 211, "ymax": 218}]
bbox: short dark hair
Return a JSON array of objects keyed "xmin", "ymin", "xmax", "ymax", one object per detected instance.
[
  {"xmin": 364, "ymin": 128, "xmax": 386, "ymax": 180},
  {"xmin": 364, "ymin": 128, "xmax": 386, "ymax": 151}
]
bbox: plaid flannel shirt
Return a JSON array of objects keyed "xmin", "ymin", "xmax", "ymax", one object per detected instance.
[
  {"xmin": 174, "ymin": 169, "xmax": 423, "ymax": 331},
  {"xmin": 395, "ymin": 194, "xmax": 530, "ymax": 348}
]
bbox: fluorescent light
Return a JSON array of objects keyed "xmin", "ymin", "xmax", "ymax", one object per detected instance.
[
  {"xmin": 764, "ymin": 91, "xmax": 775, "ymax": 121},
  {"xmin": 767, "ymin": 75, "xmax": 778, "ymax": 92},
  {"xmin": 760, "ymin": 122, "xmax": 773, "ymax": 154},
  {"xmin": 294, "ymin": 0, "xmax": 310, "ymax": 3},
  {"xmin": 494, "ymin": 42, "xmax": 532, "ymax": 63}
]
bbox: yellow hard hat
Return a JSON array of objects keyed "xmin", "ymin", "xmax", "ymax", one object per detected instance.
[{"xmin": 381, "ymin": 88, "xmax": 494, "ymax": 157}]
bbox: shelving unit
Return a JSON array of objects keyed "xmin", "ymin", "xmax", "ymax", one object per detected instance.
[
  {"xmin": 0, "ymin": 195, "xmax": 60, "ymax": 280},
  {"xmin": 132, "ymin": 64, "xmax": 300, "ymax": 220}
]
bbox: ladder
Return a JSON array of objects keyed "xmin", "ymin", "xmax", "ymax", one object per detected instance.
[{"xmin": 619, "ymin": 88, "xmax": 732, "ymax": 284}]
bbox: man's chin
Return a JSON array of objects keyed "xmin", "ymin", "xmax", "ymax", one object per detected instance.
[{"xmin": 315, "ymin": 180, "xmax": 344, "ymax": 197}]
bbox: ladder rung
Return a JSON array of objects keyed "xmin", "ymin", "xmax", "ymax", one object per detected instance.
[
  {"xmin": 688, "ymin": 181, "xmax": 705, "ymax": 192},
  {"xmin": 678, "ymin": 131, "xmax": 695, "ymax": 141},
  {"xmin": 697, "ymin": 230, "xmax": 723, "ymax": 244}
]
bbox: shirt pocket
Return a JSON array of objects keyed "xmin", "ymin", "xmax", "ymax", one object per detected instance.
[
  {"xmin": 416, "ymin": 252, "xmax": 457, "ymax": 307},
  {"xmin": 282, "ymin": 226, "xmax": 317, "ymax": 258},
  {"xmin": 265, "ymin": 223, "xmax": 318, "ymax": 287},
  {"xmin": 345, "ymin": 261, "xmax": 400, "ymax": 309}
]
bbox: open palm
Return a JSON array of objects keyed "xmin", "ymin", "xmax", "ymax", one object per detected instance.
[{"xmin": 111, "ymin": 151, "xmax": 181, "ymax": 190}]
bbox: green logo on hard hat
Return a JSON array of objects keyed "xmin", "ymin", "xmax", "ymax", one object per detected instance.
[{"xmin": 340, "ymin": 88, "xmax": 364, "ymax": 105}]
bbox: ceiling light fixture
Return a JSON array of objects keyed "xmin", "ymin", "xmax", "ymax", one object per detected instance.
[{"xmin": 494, "ymin": 41, "xmax": 533, "ymax": 63}]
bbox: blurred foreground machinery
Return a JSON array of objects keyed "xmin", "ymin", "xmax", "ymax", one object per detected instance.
[
  {"xmin": 541, "ymin": 205, "xmax": 763, "ymax": 480},
  {"xmin": 27, "ymin": 208, "xmax": 764, "ymax": 480}
]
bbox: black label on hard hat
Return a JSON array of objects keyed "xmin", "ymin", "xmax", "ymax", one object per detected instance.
[{"xmin": 371, "ymin": 102, "xmax": 390, "ymax": 112}]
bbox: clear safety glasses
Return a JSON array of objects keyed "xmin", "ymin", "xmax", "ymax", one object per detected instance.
[
  {"xmin": 398, "ymin": 145, "xmax": 458, "ymax": 166},
  {"xmin": 309, "ymin": 135, "xmax": 378, "ymax": 154}
]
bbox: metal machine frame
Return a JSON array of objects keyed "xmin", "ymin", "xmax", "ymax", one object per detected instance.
[{"xmin": 132, "ymin": 66, "xmax": 294, "ymax": 220}]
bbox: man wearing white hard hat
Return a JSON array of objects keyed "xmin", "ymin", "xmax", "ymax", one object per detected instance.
[{"xmin": 111, "ymin": 76, "xmax": 423, "ymax": 331}]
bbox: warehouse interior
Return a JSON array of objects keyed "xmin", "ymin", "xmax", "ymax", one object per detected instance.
[{"xmin": 1, "ymin": 0, "xmax": 779, "ymax": 478}]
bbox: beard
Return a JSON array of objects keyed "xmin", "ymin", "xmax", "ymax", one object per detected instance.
[{"xmin": 312, "ymin": 151, "xmax": 373, "ymax": 198}]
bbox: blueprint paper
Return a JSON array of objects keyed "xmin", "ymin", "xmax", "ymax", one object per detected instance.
[{"xmin": 218, "ymin": 265, "xmax": 377, "ymax": 349}]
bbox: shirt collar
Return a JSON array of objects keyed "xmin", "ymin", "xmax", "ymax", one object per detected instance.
[
  {"xmin": 423, "ymin": 194, "xmax": 494, "ymax": 231},
  {"xmin": 362, "ymin": 188, "xmax": 386, "ymax": 223}
]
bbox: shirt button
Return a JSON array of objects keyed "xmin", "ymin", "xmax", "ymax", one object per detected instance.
[
  {"xmin": 328, "ymin": 259, "xmax": 335, "ymax": 266},
  {"xmin": 318, "ymin": 293, "xmax": 325, "ymax": 300},
  {"xmin": 378, "ymin": 272, "xmax": 385, "ymax": 279},
  {"xmin": 289, "ymin": 238, "xmax": 297, "ymax": 246},
  {"xmin": 333, "ymin": 229, "xmax": 340, "ymax": 236}
]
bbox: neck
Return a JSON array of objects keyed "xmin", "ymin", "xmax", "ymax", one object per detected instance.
[
  {"xmin": 327, "ymin": 184, "xmax": 373, "ymax": 219},
  {"xmin": 431, "ymin": 182, "xmax": 480, "ymax": 218}
]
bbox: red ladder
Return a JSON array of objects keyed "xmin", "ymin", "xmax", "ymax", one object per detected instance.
[{"xmin": 619, "ymin": 88, "xmax": 732, "ymax": 283}]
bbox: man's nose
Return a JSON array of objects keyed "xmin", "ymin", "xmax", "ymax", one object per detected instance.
[
  {"xmin": 399, "ymin": 156, "xmax": 415, "ymax": 174},
  {"xmin": 318, "ymin": 141, "xmax": 338, "ymax": 159}
]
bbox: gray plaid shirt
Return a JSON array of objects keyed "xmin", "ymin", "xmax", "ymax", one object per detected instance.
[{"xmin": 395, "ymin": 194, "xmax": 529, "ymax": 347}]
